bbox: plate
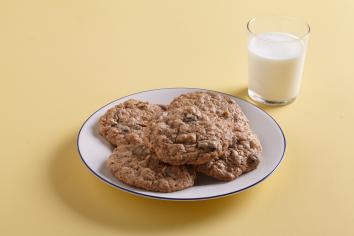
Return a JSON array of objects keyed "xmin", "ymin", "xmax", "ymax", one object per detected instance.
[{"xmin": 77, "ymin": 88, "xmax": 286, "ymax": 200}]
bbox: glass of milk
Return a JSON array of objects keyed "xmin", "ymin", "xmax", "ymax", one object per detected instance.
[{"xmin": 247, "ymin": 16, "xmax": 310, "ymax": 105}]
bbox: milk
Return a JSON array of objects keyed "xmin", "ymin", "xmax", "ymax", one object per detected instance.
[{"xmin": 248, "ymin": 32, "xmax": 306, "ymax": 103}]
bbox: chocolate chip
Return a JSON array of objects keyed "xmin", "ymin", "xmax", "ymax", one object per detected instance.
[
  {"xmin": 198, "ymin": 140, "xmax": 218, "ymax": 152},
  {"xmin": 132, "ymin": 124, "xmax": 142, "ymax": 130},
  {"xmin": 221, "ymin": 110, "xmax": 230, "ymax": 118},
  {"xmin": 137, "ymin": 103, "xmax": 148, "ymax": 109},
  {"xmin": 117, "ymin": 124, "xmax": 130, "ymax": 132},
  {"xmin": 176, "ymin": 133, "xmax": 197, "ymax": 144},
  {"xmin": 164, "ymin": 167, "xmax": 178, "ymax": 178},
  {"xmin": 230, "ymin": 136, "xmax": 238, "ymax": 148},
  {"xmin": 247, "ymin": 155, "xmax": 259, "ymax": 167},
  {"xmin": 183, "ymin": 114, "xmax": 197, "ymax": 122}
]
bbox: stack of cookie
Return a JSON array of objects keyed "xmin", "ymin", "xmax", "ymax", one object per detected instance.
[{"xmin": 99, "ymin": 92, "xmax": 262, "ymax": 193}]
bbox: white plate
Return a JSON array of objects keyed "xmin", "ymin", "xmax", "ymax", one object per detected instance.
[{"xmin": 77, "ymin": 88, "xmax": 286, "ymax": 200}]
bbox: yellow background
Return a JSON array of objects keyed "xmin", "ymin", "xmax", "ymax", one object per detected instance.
[{"xmin": 1, "ymin": 0, "xmax": 354, "ymax": 235}]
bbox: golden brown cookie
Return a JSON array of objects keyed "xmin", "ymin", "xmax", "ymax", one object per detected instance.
[
  {"xmin": 107, "ymin": 144, "xmax": 196, "ymax": 193},
  {"xmin": 196, "ymin": 129, "xmax": 262, "ymax": 181},
  {"xmin": 169, "ymin": 92, "xmax": 262, "ymax": 180},
  {"xmin": 169, "ymin": 91, "xmax": 249, "ymax": 128},
  {"xmin": 99, "ymin": 99, "xmax": 165, "ymax": 146},
  {"xmin": 144, "ymin": 105, "xmax": 233, "ymax": 165}
]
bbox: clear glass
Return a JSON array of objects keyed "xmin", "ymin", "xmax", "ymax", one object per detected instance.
[{"xmin": 247, "ymin": 16, "xmax": 310, "ymax": 105}]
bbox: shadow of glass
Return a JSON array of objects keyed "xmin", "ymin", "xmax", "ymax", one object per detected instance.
[
  {"xmin": 226, "ymin": 87, "xmax": 284, "ymax": 112},
  {"xmin": 48, "ymin": 134, "xmax": 259, "ymax": 233}
]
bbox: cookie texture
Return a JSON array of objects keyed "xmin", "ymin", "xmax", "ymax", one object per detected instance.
[
  {"xmin": 99, "ymin": 99, "xmax": 165, "ymax": 146},
  {"xmin": 145, "ymin": 105, "xmax": 233, "ymax": 165},
  {"xmin": 169, "ymin": 92, "xmax": 262, "ymax": 180},
  {"xmin": 196, "ymin": 129, "xmax": 262, "ymax": 181},
  {"xmin": 107, "ymin": 144, "xmax": 196, "ymax": 192},
  {"xmin": 169, "ymin": 91, "xmax": 249, "ymax": 127}
]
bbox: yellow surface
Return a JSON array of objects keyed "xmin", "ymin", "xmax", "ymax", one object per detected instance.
[{"xmin": 1, "ymin": 0, "xmax": 354, "ymax": 235}]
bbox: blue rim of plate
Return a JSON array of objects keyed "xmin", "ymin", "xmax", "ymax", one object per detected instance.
[{"xmin": 77, "ymin": 87, "xmax": 286, "ymax": 201}]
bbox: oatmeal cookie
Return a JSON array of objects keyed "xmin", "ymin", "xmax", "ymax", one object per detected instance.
[
  {"xmin": 169, "ymin": 91, "xmax": 249, "ymax": 127},
  {"xmin": 197, "ymin": 128, "xmax": 262, "ymax": 181},
  {"xmin": 107, "ymin": 144, "xmax": 196, "ymax": 192},
  {"xmin": 145, "ymin": 105, "xmax": 233, "ymax": 165},
  {"xmin": 99, "ymin": 99, "xmax": 165, "ymax": 146}
]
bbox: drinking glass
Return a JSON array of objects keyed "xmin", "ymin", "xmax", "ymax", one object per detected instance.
[{"xmin": 247, "ymin": 16, "xmax": 310, "ymax": 105}]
